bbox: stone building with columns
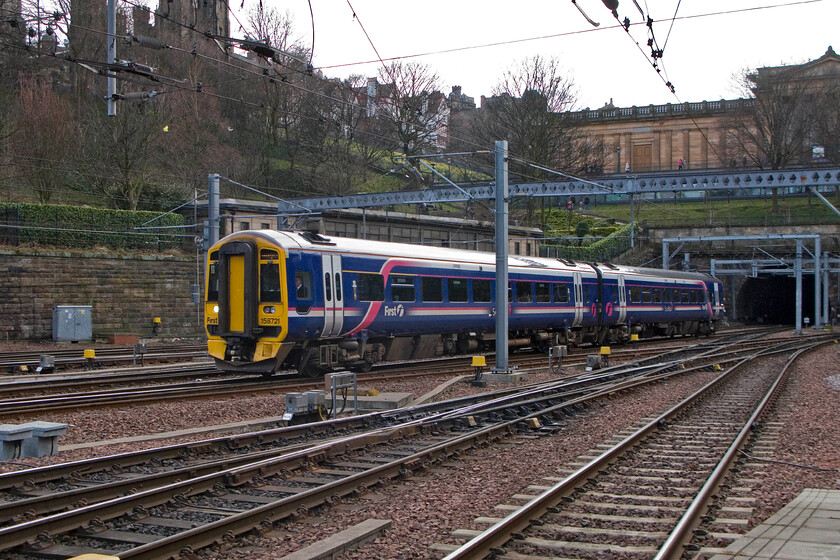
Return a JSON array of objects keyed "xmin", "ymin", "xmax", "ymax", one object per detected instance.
[{"xmin": 563, "ymin": 47, "xmax": 840, "ymax": 173}]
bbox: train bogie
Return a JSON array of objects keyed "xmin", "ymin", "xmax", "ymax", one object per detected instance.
[{"xmin": 205, "ymin": 231, "xmax": 724, "ymax": 376}]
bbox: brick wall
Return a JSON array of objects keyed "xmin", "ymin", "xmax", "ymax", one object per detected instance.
[{"xmin": 0, "ymin": 248, "xmax": 204, "ymax": 341}]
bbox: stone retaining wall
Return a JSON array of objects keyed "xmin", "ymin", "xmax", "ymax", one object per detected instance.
[{"xmin": 0, "ymin": 248, "xmax": 204, "ymax": 341}]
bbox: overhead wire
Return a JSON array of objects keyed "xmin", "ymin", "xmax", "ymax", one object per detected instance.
[{"xmin": 2, "ymin": 0, "xmax": 824, "ymax": 205}]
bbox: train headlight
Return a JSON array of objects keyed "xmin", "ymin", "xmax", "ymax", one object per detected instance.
[
  {"xmin": 213, "ymin": 305, "xmax": 219, "ymax": 313},
  {"xmin": 264, "ymin": 306, "xmax": 276, "ymax": 314}
]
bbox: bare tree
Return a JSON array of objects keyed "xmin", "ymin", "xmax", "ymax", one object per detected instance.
[
  {"xmin": 79, "ymin": 98, "xmax": 168, "ymax": 210},
  {"xmin": 728, "ymin": 67, "xmax": 814, "ymax": 170},
  {"xmin": 476, "ymin": 55, "xmax": 603, "ymax": 224},
  {"xmin": 375, "ymin": 61, "xmax": 446, "ymax": 186},
  {"xmin": 10, "ymin": 74, "xmax": 78, "ymax": 203},
  {"xmin": 727, "ymin": 66, "xmax": 817, "ymax": 211},
  {"xmin": 308, "ymin": 75, "xmax": 389, "ymax": 195}
]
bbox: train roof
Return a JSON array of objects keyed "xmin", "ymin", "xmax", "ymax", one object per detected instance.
[{"xmin": 215, "ymin": 229, "xmax": 720, "ymax": 283}]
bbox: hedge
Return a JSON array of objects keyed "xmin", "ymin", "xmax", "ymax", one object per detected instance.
[
  {"xmin": 0, "ymin": 203, "xmax": 186, "ymax": 251},
  {"xmin": 539, "ymin": 223, "xmax": 638, "ymax": 262}
]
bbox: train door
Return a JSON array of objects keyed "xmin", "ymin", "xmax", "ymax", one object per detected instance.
[
  {"xmin": 617, "ymin": 275, "xmax": 627, "ymax": 324},
  {"xmin": 218, "ymin": 241, "xmax": 258, "ymax": 336},
  {"xmin": 712, "ymin": 283, "xmax": 721, "ymax": 318},
  {"xmin": 321, "ymin": 254, "xmax": 345, "ymax": 336},
  {"xmin": 572, "ymin": 272, "xmax": 584, "ymax": 327}
]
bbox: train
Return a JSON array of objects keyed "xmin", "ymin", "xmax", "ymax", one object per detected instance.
[{"xmin": 204, "ymin": 230, "xmax": 724, "ymax": 376}]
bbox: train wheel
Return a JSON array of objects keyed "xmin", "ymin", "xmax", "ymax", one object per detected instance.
[{"xmin": 298, "ymin": 348, "xmax": 330, "ymax": 378}]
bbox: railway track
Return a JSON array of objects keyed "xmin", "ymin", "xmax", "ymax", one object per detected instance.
[
  {"xmin": 438, "ymin": 340, "xmax": 828, "ymax": 559},
  {"xmin": 0, "ymin": 329, "xmax": 782, "ymax": 417},
  {"xmin": 0, "ymin": 329, "xmax": 819, "ymax": 559},
  {"xmin": 0, "ymin": 342, "xmax": 208, "ymax": 373}
]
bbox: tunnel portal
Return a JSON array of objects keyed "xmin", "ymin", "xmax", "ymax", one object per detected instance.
[{"xmin": 738, "ymin": 275, "xmax": 816, "ymax": 325}]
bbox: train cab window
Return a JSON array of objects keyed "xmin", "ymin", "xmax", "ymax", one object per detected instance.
[
  {"xmin": 207, "ymin": 260, "xmax": 219, "ymax": 302},
  {"xmin": 421, "ymin": 277, "xmax": 443, "ymax": 302},
  {"xmin": 629, "ymin": 286, "xmax": 641, "ymax": 303},
  {"xmin": 473, "ymin": 279, "xmax": 492, "ymax": 302},
  {"xmin": 516, "ymin": 282, "xmax": 532, "ymax": 303},
  {"xmin": 535, "ymin": 282, "xmax": 551, "ymax": 303},
  {"xmin": 652, "ymin": 288, "xmax": 662, "ymax": 304},
  {"xmin": 642, "ymin": 287, "xmax": 652, "ymax": 303},
  {"xmin": 357, "ymin": 273, "xmax": 385, "ymax": 301},
  {"xmin": 553, "ymin": 283, "xmax": 569, "ymax": 303},
  {"xmin": 448, "ymin": 278, "xmax": 468, "ymax": 302},
  {"xmin": 295, "ymin": 271, "xmax": 312, "ymax": 300},
  {"xmin": 260, "ymin": 263, "xmax": 282, "ymax": 303},
  {"xmin": 391, "ymin": 275, "xmax": 415, "ymax": 302}
]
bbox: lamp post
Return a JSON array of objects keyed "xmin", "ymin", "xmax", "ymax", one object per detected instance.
[{"xmin": 615, "ymin": 145, "xmax": 621, "ymax": 174}]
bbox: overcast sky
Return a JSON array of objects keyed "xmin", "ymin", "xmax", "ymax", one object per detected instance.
[{"xmin": 249, "ymin": 0, "xmax": 835, "ymax": 110}]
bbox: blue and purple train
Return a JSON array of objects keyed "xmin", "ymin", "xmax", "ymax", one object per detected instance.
[{"xmin": 204, "ymin": 230, "xmax": 724, "ymax": 376}]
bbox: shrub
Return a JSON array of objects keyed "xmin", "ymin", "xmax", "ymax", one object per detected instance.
[{"xmin": 0, "ymin": 203, "xmax": 186, "ymax": 251}]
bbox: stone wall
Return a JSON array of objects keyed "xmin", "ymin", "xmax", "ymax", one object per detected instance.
[{"xmin": 0, "ymin": 248, "xmax": 204, "ymax": 341}]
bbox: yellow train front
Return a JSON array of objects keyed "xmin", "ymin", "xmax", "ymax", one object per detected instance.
[{"xmin": 205, "ymin": 231, "xmax": 293, "ymax": 374}]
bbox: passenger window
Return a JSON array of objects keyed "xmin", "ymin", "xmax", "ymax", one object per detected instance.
[
  {"xmin": 535, "ymin": 282, "xmax": 551, "ymax": 303},
  {"xmin": 448, "ymin": 278, "xmax": 468, "ymax": 302},
  {"xmin": 295, "ymin": 271, "xmax": 312, "ymax": 300},
  {"xmin": 516, "ymin": 282, "xmax": 532, "ymax": 303},
  {"xmin": 681, "ymin": 289, "xmax": 690, "ymax": 303},
  {"xmin": 391, "ymin": 275, "xmax": 416, "ymax": 302},
  {"xmin": 664, "ymin": 288, "xmax": 672, "ymax": 303},
  {"xmin": 553, "ymin": 283, "xmax": 569, "ymax": 303},
  {"xmin": 652, "ymin": 288, "xmax": 662, "ymax": 303},
  {"xmin": 629, "ymin": 286, "xmax": 641, "ymax": 303},
  {"xmin": 421, "ymin": 277, "xmax": 443, "ymax": 302},
  {"xmin": 357, "ymin": 273, "xmax": 385, "ymax": 301},
  {"xmin": 473, "ymin": 279, "xmax": 492, "ymax": 303},
  {"xmin": 642, "ymin": 287, "xmax": 652, "ymax": 303},
  {"xmin": 260, "ymin": 263, "xmax": 283, "ymax": 303}
]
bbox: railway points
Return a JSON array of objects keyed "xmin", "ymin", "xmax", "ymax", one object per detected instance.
[{"xmin": 0, "ymin": 328, "xmax": 836, "ymax": 560}]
